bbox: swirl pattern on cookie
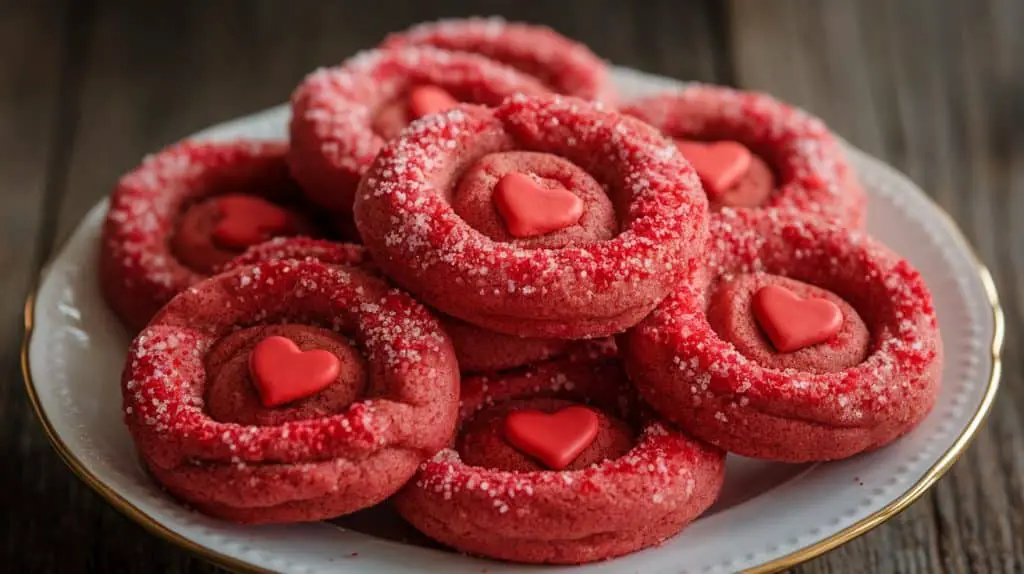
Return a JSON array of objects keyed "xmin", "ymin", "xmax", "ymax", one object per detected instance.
[
  {"xmin": 394, "ymin": 345, "xmax": 725, "ymax": 564},
  {"xmin": 121, "ymin": 260, "xmax": 459, "ymax": 523},
  {"xmin": 354, "ymin": 95, "xmax": 709, "ymax": 339},
  {"xmin": 622, "ymin": 209, "xmax": 942, "ymax": 462},
  {"xmin": 623, "ymin": 85, "xmax": 866, "ymax": 227}
]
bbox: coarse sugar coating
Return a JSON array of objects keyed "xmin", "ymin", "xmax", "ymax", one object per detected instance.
[
  {"xmin": 99, "ymin": 139, "xmax": 329, "ymax": 332},
  {"xmin": 121, "ymin": 259, "xmax": 459, "ymax": 523},
  {"xmin": 203, "ymin": 324, "xmax": 368, "ymax": 427},
  {"xmin": 621, "ymin": 209, "xmax": 942, "ymax": 462},
  {"xmin": 457, "ymin": 397, "xmax": 635, "ymax": 472},
  {"xmin": 623, "ymin": 85, "xmax": 866, "ymax": 227},
  {"xmin": 380, "ymin": 17, "xmax": 615, "ymax": 102},
  {"xmin": 452, "ymin": 150, "xmax": 617, "ymax": 248},
  {"xmin": 288, "ymin": 47, "xmax": 550, "ymax": 214},
  {"xmin": 224, "ymin": 236, "xmax": 369, "ymax": 271},
  {"xmin": 354, "ymin": 94, "xmax": 709, "ymax": 339},
  {"xmin": 225, "ymin": 237, "xmax": 571, "ymax": 373},
  {"xmin": 393, "ymin": 345, "xmax": 726, "ymax": 564}
]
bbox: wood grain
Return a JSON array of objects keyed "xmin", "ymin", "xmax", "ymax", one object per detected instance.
[
  {"xmin": 727, "ymin": 1, "xmax": 1024, "ymax": 573},
  {"xmin": 0, "ymin": 1, "xmax": 98, "ymax": 571},
  {"xmin": 2, "ymin": 0, "xmax": 1020, "ymax": 572}
]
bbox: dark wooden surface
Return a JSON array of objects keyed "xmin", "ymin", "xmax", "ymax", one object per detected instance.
[{"xmin": 1, "ymin": 0, "xmax": 1021, "ymax": 572}]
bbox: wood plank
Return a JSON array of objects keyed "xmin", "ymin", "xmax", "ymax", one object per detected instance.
[
  {"xmin": 727, "ymin": 0, "xmax": 1024, "ymax": 572},
  {"xmin": 0, "ymin": 0, "xmax": 66, "ymax": 289},
  {"xmin": 0, "ymin": 0, "xmax": 110, "ymax": 572}
]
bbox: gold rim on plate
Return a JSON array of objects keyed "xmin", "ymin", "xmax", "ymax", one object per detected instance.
[{"xmin": 21, "ymin": 203, "xmax": 1004, "ymax": 574}]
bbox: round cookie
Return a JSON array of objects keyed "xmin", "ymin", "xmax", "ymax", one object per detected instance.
[
  {"xmin": 621, "ymin": 209, "xmax": 942, "ymax": 462},
  {"xmin": 121, "ymin": 259, "xmax": 459, "ymax": 523},
  {"xmin": 354, "ymin": 94, "xmax": 709, "ymax": 339},
  {"xmin": 440, "ymin": 315, "xmax": 570, "ymax": 373},
  {"xmin": 394, "ymin": 346, "xmax": 725, "ymax": 564},
  {"xmin": 288, "ymin": 47, "xmax": 550, "ymax": 214},
  {"xmin": 380, "ymin": 17, "xmax": 615, "ymax": 102},
  {"xmin": 623, "ymin": 85, "xmax": 867, "ymax": 227},
  {"xmin": 100, "ymin": 140, "xmax": 329, "ymax": 331},
  {"xmin": 707, "ymin": 273, "xmax": 871, "ymax": 373}
]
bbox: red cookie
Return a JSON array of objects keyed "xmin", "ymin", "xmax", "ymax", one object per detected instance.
[
  {"xmin": 121, "ymin": 260, "xmax": 459, "ymax": 524},
  {"xmin": 380, "ymin": 17, "xmax": 615, "ymax": 102},
  {"xmin": 440, "ymin": 315, "xmax": 570, "ymax": 373},
  {"xmin": 622, "ymin": 85, "xmax": 867, "ymax": 227},
  {"xmin": 354, "ymin": 95, "xmax": 709, "ymax": 339},
  {"xmin": 394, "ymin": 346, "xmax": 725, "ymax": 564},
  {"xmin": 622, "ymin": 209, "xmax": 942, "ymax": 462},
  {"xmin": 100, "ymin": 140, "xmax": 328, "ymax": 332},
  {"xmin": 224, "ymin": 236, "xmax": 369, "ymax": 271},
  {"xmin": 288, "ymin": 47, "xmax": 550, "ymax": 214},
  {"xmin": 225, "ymin": 237, "xmax": 570, "ymax": 373}
]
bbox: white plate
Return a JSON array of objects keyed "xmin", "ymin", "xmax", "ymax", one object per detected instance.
[{"xmin": 22, "ymin": 67, "xmax": 1004, "ymax": 574}]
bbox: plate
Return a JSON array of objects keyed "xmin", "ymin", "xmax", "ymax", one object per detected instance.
[{"xmin": 22, "ymin": 66, "xmax": 1004, "ymax": 574}]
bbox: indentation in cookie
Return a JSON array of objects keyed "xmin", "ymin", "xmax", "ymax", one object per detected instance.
[
  {"xmin": 205, "ymin": 324, "xmax": 369, "ymax": 425},
  {"xmin": 452, "ymin": 151, "xmax": 616, "ymax": 248},
  {"xmin": 172, "ymin": 194, "xmax": 313, "ymax": 274},
  {"xmin": 249, "ymin": 336, "xmax": 342, "ymax": 407},
  {"xmin": 212, "ymin": 196, "xmax": 298, "ymax": 250},
  {"xmin": 752, "ymin": 285, "xmax": 843, "ymax": 352},
  {"xmin": 457, "ymin": 398, "xmax": 634, "ymax": 471},
  {"xmin": 706, "ymin": 273, "xmax": 870, "ymax": 373},
  {"xmin": 674, "ymin": 139, "xmax": 774, "ymax": 209},
  {"xmin": 503, "ymin": 404, "xmax": 598, "ymax": 469},
  {"xmin": 372, "ymin": 85, "xmax": 461, "ymax": 140},
  {"xmin": 408, "ymin": 85, "xmax": 460, "ymax": 119}
]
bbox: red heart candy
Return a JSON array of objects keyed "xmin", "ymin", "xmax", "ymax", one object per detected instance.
[
  {"xmin": 212, "ymin": 195, "xmax": 295, "ymax": 250},
  {"xmin": 248, "ymin": 336, "xmax": 341, "ymax": 408},
  {"xmin": 493, "ymin": 172, "xmax": 585, "ymax": 238},
  {"xmin": 752, "ymin": 285, "xmax": 843, "ymax": 353},
  {"xmin": 408, "ymin": 85, "xmax": 460, "ymax": 119},
  {"xmin": 675, "ymin": 140, "xmax": 752, "ymax": 198},
  {"xmin": 503, "ymin": 406, "xmax": 599, "ymax": 470}
]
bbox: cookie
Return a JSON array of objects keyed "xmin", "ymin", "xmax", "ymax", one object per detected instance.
[
  {"xmin": 354, "ymin": 94, "xmax": 708, "ymax": 339},
  {"xmin": 380, "ymin": 17, "xmax": 615, "ymax": 102},
  {"xmin": 121, "ymin": 260, "xmax": 459, "ymax": 523},
  {"xmin": 100, "ymin": 140, "xmax": 328, "ymax": 331},
  {"xmin": 623, "ymin": 85, "xmax": 866, "ymax": 227},
  {"xmin": 288, "ymin": 47, "xmax": 550, "ymax": 214},
  {"xmin": 622, "ymin": 209, "xmax": 942, "ymax": 461},
  {"xmin": 225, "ymin": 237, "xmax": 571, "ymax": 373},
  {"xmin": 394, "ymin": 345, "xmax": 725, "ymax": 563}
]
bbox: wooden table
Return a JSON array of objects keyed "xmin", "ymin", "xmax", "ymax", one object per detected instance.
[{"xmin": 2, "ymin": 1, "xmax": 1021, "ymax": 572}]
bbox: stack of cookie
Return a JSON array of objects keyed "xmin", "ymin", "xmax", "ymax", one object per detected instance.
[{"xmin": 102, "ymin": 18, "xmax": 942, "ymax": 565}]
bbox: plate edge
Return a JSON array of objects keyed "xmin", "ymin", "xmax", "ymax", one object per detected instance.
[
  {"xmin": 19, "ymin": 294, "xmax": 269, "ymax": 574},
  {"xmin": 741, "ymin": 250, "xmax": 1004, "ymax": 573},
  {"xmin": 19, "ymin": 141, "xmax": 1005, "ymax": 574}
]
